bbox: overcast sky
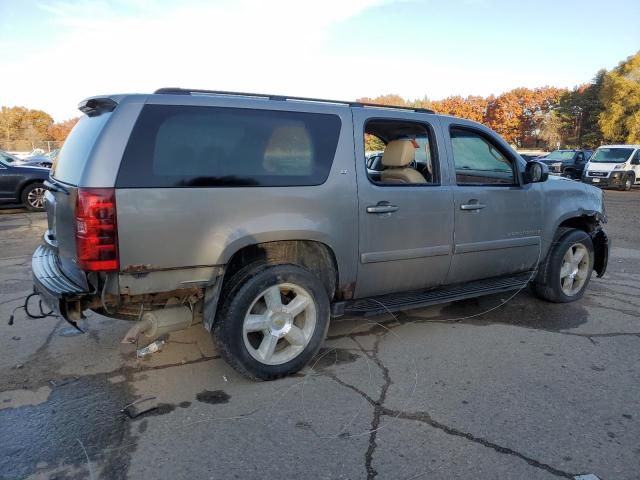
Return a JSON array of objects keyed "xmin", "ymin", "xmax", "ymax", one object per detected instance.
[{"xmin": 1, "ymin": 0, "xmax": 638, "ymax": 121}]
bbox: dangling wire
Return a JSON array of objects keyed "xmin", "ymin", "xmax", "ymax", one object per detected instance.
[{"xmin": 8, "ymin": 292, "xmax": 55, "ymax": 325}]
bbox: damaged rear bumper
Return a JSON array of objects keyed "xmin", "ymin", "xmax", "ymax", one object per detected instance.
[{"xmin": 32, "ymin": 245, "xmax": 90, "ymax": 321}]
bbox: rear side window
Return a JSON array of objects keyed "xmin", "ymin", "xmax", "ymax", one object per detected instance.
[
  {"xmin": 117, "ymin": 105, "xmax": 341, "ymax": 188},
  {"xmin": 52, "ymin": 113, "xmax": 112, "ymax": 185}
]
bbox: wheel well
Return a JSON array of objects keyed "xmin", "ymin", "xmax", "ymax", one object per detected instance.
[
  {"xmin": 557, "ymin": 216, "xmax": 597, "ymax": 234},
  {"xmin": 555, "ymin": 215, "xmax": 608, "ymax": 278},
  {"xmin": 223, "ymin": 240, "xmax": 339, "ymax": 299},
  {"xmin": 18, "ymin": 180, "xmax": 44, "ymax": 198}
]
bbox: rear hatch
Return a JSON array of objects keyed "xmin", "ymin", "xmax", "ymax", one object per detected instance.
[{"xmin": 45, "ymin": 109, "xmax": 113, "ymax": 288}]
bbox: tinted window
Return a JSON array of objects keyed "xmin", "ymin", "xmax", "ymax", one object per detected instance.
[
  {"xmin": 117, "ymin": 105, "xmax": 341, "ymax": 188},
  {"xmin": 450, "ymin": 128, "xmax": 515, "ymax": 185},
  {"xmin": 52, "ymin": 113, "xmax": 112, "ymax": 185}
]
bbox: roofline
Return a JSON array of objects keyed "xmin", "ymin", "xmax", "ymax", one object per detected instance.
[
  {"xmin": 153, "ymin": 88, "xmax": 435, "ymax": 114},
  {"xmin": 597, "ymin": 144, "xmax": 640, "ymax": 148}
]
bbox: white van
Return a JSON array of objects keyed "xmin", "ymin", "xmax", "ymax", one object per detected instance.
[{"xmin": 583, "ymin": 145, "xmax": 640, "ymax": 191}]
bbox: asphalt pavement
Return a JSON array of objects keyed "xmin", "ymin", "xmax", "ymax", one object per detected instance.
[{"xmin": 1, "ymin": 189, "xmax": 639, "ymax": 480}]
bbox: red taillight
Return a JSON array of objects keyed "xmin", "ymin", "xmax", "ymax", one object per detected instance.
[{"xmin": 75, "ymin": 188, "xmax": 119, "ymax": 271}]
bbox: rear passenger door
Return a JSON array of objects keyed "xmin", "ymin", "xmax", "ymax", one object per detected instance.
[
  {"xmin": 353, "ymin": 109, "xmax": 454, "ymax": 298},
  {"xmin": 443, "ymin": 122, "xmax": 542, "ymax": 284}
]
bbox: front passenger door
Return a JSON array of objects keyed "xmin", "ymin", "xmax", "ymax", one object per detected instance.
[
  {"xmin": 631, "ymin": 150, "xmax": 640, "ymax": 183},
  {"xmin": 445, "ymin": 125, "xmax": 542, "ymax": 284},
  {"xmin": 0, "ymin": 162, "xmax": 19, "ymax": 200}
]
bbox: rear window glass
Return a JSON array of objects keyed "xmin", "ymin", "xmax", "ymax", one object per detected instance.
[
  {"xmin": 116, "ymin": 105, "xmax": 341, "ymax": 188},
  {"xmin": 52, "ymin": 113, "xmax": 112, "ymax": 185}
]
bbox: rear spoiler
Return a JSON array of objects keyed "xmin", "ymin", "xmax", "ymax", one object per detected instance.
[{"xmin": 78, "ymin": 97, "xmax": 118, "ymax": 117}]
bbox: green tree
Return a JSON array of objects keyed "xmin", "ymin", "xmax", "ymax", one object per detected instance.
[
  {"xmin": 539, "ymin": 111, "xmax": 564, "ymax": 149},
  {"xmin": 556, "ymin": 70, "xmax": 606, "ymax": 148},
  {"xmin": 599, "ymin": 52, "xmax": 640, "ymax": 143}
]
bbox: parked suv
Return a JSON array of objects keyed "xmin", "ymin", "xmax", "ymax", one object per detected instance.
[
  {"xmin": 582, "ymin": 145, "xmax": 640, "ymax": 191},
  {"xmin": 32, "ymin": 89, "xmax": 609, "ymax": 380},
  {"xmin": 539, "ymin": 149, "xmax": 592, "ymax": 179}
]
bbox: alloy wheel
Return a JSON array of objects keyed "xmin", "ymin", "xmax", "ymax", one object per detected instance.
[
  {"xmin": 242, "ymin": 283, "xmax": 317, "ymax": 365},
  {"xmin": 27, "ymin": 187, "xmax": 46, "ymax": 209},
  {"xmin": 559, "ymin": 243, "xmax": 590, "ymax": 296}
]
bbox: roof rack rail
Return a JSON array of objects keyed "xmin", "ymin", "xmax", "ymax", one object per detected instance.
[{"xmin": 153, "ymin": 88, "xmax": 435, "ymax": 114}]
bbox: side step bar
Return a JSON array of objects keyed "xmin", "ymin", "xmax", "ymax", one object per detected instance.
[{"xmin": 332, "ymin": 272, "xmax": 534, "ymax": 317}]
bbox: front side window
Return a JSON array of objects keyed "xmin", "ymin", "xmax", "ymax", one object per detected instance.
[
  {"xmin": 117, "ymin": 105, "xmax": 341, "ymax": 188},
  {"xmin": 450, "ymin": 128, "xmax": 516, "ymax": 185}
]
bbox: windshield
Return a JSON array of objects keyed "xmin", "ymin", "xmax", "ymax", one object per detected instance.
[
  {"xmin": 545, "ymin": 150, "xmax": 575, "ymax": 161},
  {"xmin": 590, "ymin": 147, "xmax": 634, "ymax": 163}
]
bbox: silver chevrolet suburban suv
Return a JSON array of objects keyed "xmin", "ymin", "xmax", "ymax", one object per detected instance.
[{"xmin": 33, "ymin": 88, "xmax": 609, "ymax": 380}]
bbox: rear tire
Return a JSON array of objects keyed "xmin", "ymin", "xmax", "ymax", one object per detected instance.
[
  {"xmin": 213, "ymin": 263, "xmax": 330, "ymax": 380},
  {"xmin": 21, "ymin": 183, "xmax": 46, "ymax": 211},
  {"xmin": 531, "ymin": 229, "xmax": 594, "ymax": 303}
]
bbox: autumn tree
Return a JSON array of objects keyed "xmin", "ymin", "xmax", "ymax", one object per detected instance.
[
  {"xmin": 485, "ymin": 87, "xmax": 565, "ymax": 147},
  {"xmin": 485, "ymin": 90, "xmax": 523, "ymax": 144},
  {"xmin": 431, "ymin": 95, "xmax": 488, "ymax": 123},
  {"xmin": 48, "ymin": 117, "xmax": 80, "ymax": 142},
  {"xmin": 406, "ymin": 95, "xmax": 432, "ymax": 110},
  {"xmin": 0, "ymin": 106, "xmax": 53, "ymax": 147},
  {"xmin": 599, "ymin": 51, "xmax": 640, "ymax": 143},
  {"xmin": 356, "ymin": 94, "xmax": 407, "ymax": 107}
]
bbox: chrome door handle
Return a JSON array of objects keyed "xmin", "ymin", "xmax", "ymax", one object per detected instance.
[
  {"xmin": 460, "ymin": 202, "xmax": 486, "ymax": 211},
  {"xmin": 367, "ymin": 203, "xmax": 399, "ymax": 214}
]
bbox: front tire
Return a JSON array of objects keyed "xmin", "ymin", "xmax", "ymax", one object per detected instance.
[
  {"xmin": 620, "ymin": 174, "xmax": 634, "ymax": 191},
  {"xmin": 21, "ymin": 183, "xmax": 46, "ymax": 211},
  {"xmin": 532, "ymin": 229, "xmax": 594, "ymax": 303},
  {"xmin": 213, "ymin": 263, "xmax": 330, "ymax": 380}
]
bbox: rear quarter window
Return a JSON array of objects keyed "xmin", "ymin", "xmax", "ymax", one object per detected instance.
[
  {"xmin": 116, "ymin": 105, "xmax": 341, "ymax": 188},
  {"xmin": 52, "ymin": 113, "xmax": 112, "ymax": 185}
]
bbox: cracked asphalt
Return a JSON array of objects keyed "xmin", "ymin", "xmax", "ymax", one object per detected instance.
[{"xmin": 1, "ymin": 189, "xmax": 639, "ymax": 480}]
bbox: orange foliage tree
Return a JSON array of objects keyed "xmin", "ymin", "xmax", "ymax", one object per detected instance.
[
  {"xmin": 48, "ymin": 117, "xmax": 80, "ymax": 143},
  {"xmin": 485, "ymin": 87, "xmax": 565, "ymax": 147},
  {"xmin": 356, "ymin": 90, "xmax": 567, "ymax": 148},
  {"xmin": 430, "ymin": 95, "xmax": 489, "ymax": 123}
]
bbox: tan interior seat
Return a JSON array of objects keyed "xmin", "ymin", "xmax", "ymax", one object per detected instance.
[{"xmin": 380, "ymin": 140, "xmax": 427, "ymax": 184}]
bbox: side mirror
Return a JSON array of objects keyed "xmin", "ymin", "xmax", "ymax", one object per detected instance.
[
  {"xmin": 631, "ymin": 157, "xmax": 640, "ymax": 165},
  {"xmin": 525, "ymin": 160, "xmax": 549, "ymax": 183}
]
